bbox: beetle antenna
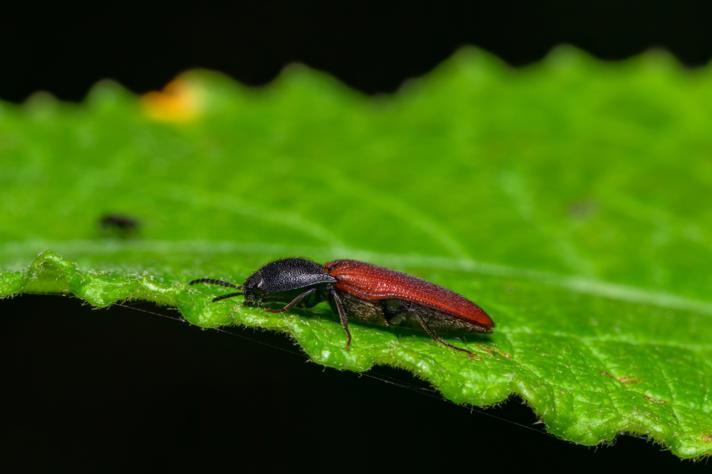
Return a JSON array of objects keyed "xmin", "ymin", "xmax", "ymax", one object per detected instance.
[
  {"xmin": 189, "ymin": 278, "xmax": 242, "ymax": 290},
  {"xmin": 211, "ymin": 292, "xmax": 243, "ymax": 302}
]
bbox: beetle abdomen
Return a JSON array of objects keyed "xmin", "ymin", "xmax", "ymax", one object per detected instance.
[
  {"xmin": 325, "ymin": 259, "xmax": 494, "ymax": 331},
  {"xmin": 334, "ymin": 292, "xmax": 389, "ymax": 327},
  {"xmin": 335, "ymin": 292, "xmax": 490, "ymax": 334}
]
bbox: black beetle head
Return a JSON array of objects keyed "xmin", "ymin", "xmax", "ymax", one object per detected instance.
[{"xmin": 242, "ymin": 257, "xmax": 336, "ymax": 305}]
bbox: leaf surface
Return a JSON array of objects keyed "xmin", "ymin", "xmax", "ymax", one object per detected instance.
[{"xmin": 2, "ymin": 47, "xmax": 711, "ymax": 458}]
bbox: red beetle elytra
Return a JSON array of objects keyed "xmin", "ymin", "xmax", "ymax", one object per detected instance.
[{"xmin": 190, "ymin": 258, "xmax": 494, "ymax": 354}]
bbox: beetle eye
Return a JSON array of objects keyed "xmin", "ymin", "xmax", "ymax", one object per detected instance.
[{"xmin": 256, "ymin": 278, "xmax": 264, "ymax": 288}]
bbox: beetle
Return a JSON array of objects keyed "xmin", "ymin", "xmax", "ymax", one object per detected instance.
[{"xmin": 189, "ymin": 257, "xmax": 494, "ymax": 354}]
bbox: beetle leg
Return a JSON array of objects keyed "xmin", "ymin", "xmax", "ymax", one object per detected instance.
[
  {"xmin": 384, "ymin": 313, "xmax": 405, "ymax": 326},
  {"xmin": 329, "ymin": 290, "xmax": 352, "ymax": 350},
  {"xmin": 266, "ymin": 288, "xmax": 317, "ymax": 313},
  {"xmin": 413, "ymin": 313, "xmax": 476, "ymax": 357}
]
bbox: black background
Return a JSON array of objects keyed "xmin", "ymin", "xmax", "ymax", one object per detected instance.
[
  {"xmin": 2, "ymin": 2, "xmax": 712, "ymax": 471},
  {"xmin": 3, "ymin": 2, "xmax": 712, "ymax": 102}
]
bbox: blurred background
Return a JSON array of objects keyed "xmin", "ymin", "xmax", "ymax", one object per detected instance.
[
  {"xmin": 3, "ymin": 2, "xmax": 712, "ymax": 102},
  {"xmin": 2, "ymin": 2, "xmax": 711, "ymax": 471}
]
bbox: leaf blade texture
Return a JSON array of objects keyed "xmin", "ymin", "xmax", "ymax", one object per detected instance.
[{"xmin": 1, "ymin": 48, "xmax": 711, "ymax": 458}]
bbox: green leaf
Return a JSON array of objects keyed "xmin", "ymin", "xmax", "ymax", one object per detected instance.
[{"xmin": 2, "ymin": 47, "xmax": 711, "ymax": 459}]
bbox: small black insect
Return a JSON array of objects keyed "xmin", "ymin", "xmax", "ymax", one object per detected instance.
[{"xmin": 99, "ymin": 213, "xmax": 140, "ymax": 237}]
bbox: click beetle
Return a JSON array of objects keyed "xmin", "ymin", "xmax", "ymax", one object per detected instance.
[{"xmin": 190, "ymin": 257, "xmax": 494, "ymax": 354}]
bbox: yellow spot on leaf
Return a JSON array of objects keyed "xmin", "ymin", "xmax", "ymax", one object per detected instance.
[{"xmin": 141, "ymin": 78, "xmax": 201, "ymax": 123}]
